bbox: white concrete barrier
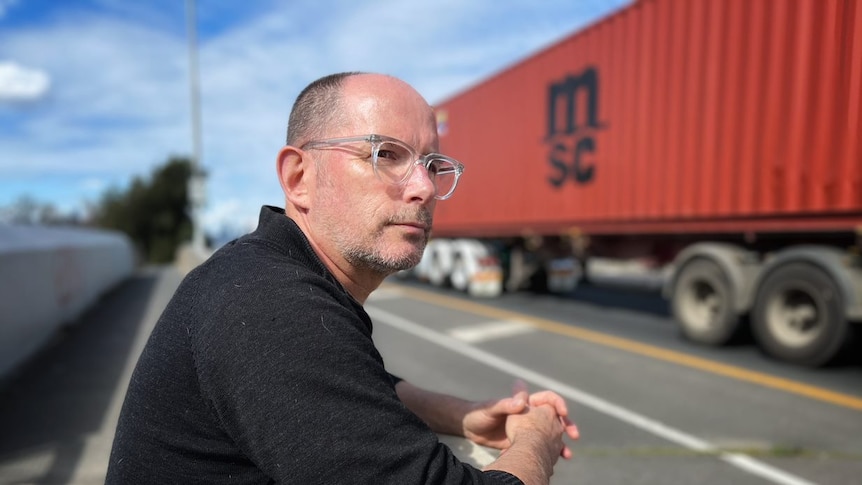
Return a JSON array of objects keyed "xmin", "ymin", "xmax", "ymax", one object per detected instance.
[{"xmin": 0, "ymin": 225, "xmax": 135, "ymax": 380}]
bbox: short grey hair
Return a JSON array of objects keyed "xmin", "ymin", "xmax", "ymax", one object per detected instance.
[{"xmin": 285, "ymin": 72, "xmax": 366, "ymax": 146}]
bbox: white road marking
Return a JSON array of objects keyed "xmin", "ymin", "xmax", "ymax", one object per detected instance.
[
  {"xmin": 368, "ymin": 306, "xmax": 817, "ymax": 485},
  {"xmin": 449, "ymin": 320, "xmax": 535, "ymax": 343}
]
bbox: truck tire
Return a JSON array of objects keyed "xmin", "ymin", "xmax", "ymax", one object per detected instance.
[
  {"xmin": 672, "ymin": 258, "xmax": 740, "ymax": 345},
  {"xmin": 752, "ymin": 262, "xmax": 848, "ymax": 367}
]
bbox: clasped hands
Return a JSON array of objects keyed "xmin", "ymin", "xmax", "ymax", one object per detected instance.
[{"xmin": 461, "ymin": 380, "xmax": 580, "ymax": 459}]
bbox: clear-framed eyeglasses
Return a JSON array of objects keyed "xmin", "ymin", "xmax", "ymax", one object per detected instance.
[{"xmin": 301, "ymin": 134, "xmax": 465, "ymax": 200}]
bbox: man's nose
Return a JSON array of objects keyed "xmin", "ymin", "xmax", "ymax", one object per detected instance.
[{"xmin": 403, "ymin": 159, "xmax": 436, "ymax": 201}]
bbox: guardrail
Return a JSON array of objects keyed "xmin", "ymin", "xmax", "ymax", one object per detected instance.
[{"xmin": 0, "ymin": 224, "xmax": 135, "ymax": 380}]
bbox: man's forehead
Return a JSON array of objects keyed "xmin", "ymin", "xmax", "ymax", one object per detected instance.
[{"xmin": 339, "ymin": 80, "xmax": 437, "ymax": 148}]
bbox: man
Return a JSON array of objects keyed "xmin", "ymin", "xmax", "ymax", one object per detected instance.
[{"xmin": 107, "ymin": 72, "xmax": 578, "ymax": 484}]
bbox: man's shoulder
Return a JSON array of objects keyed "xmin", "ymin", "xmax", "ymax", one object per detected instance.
[
  {"xmin": 177, "ymin": 235, "xmax": 361, "ymax": 322},
  {"xmin": 184, "ymin": 242, "xmax": 328, "ymax": 302}
]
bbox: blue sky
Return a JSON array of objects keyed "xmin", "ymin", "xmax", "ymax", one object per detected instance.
[{"xmin": 0, "ymin": 0, "xmax": 629, "ymax": 236}]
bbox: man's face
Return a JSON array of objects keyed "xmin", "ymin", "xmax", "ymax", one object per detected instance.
[{"xmin": 307, "ymin": 80, "xmax": 439, "ymax": 276}]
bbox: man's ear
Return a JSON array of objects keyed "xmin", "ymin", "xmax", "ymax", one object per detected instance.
[{"xmin": 276, "ymin": 145, "xmax": 312, "ymax": 211}]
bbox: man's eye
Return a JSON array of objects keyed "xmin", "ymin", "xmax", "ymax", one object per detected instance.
[
  {"xmin": 377, "ymin": 149, "xmax": 399, "ymax": 160},
  {"xmin": 429, "ymin": 161, "xmax": 455, "ymax": 175}
]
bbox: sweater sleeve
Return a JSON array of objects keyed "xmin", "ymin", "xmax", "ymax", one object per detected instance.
[{"xmin": 192, "ymin": 270, "xmax": 523, "ymax": 485}]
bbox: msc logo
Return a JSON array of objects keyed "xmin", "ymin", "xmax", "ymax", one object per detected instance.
[{"xmin": 546, "ymin": 67, "xmax": 604, "ymax": 187}]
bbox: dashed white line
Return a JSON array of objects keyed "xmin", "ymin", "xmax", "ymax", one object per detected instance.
[
  {"xmin": 367, "ymin": 305, "xmax": 817, "ymax": 485},
  {"xmin": 448, "ymin": 320, "xmax": 535, "ymax": 343}
]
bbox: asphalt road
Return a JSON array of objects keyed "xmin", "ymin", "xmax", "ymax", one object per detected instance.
[
  {"xmin": 1, "ymin": 267, "xmax": 860, "ymax": 484},
  {"xmin": 374, "ymin": 278, "xmax": 862, "ymax": 485}
]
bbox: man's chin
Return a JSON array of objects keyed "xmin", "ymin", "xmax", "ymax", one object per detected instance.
[
  {"xmin": 392, "ymin": 249, "xmax": 423, "ymax": 270},
  {"xmin": 353, "ymin": 245, "xmax": 423, "ymax": 275},
  {"xmin": 387, "ymin": 247, "xmax": 424, "ymax": 271}
]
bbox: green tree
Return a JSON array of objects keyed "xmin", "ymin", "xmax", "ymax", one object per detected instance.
[{"xmin": 92, "ymin": 157, "xmax": 193, "ymax": 263}]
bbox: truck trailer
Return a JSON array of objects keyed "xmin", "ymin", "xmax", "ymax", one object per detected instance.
[{"xmin": 410, "ymin": 0, "xmax": 862, "ymax": 367}]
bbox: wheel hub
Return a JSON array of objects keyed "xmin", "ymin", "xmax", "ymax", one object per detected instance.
[{"xmin": 766, "ymin": 288, "xmax": 822, "ymax": 348}]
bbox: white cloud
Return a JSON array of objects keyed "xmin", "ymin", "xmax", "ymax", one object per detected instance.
[
  {"xmin": 0, "ymin": 10, "xmax": 193, "ymax": 178},
  {"xmin": 0, "ymin": 61, "xmax": 51, "ymax": 101},
  {"xmin": 79, "ymin": 177, "xmax": 107, "ymax": 193}
]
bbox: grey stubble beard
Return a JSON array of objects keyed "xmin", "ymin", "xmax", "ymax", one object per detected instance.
[{"xmin": 341, "ymin": 207, "xmax": 433, "ymax": 276}]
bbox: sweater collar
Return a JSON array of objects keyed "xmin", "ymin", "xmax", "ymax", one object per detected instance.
[
  {"xmin": 253, "ymin": 205, "xmax": 332, "ymax": 281},
  {"xmin": 252, "ymin": 205, "xmax": 370, "ymax": 325}
]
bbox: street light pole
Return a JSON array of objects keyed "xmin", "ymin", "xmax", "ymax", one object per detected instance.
[{"xmin": 186, "ymin": 0, "xmax": 206, "ymax": 254}]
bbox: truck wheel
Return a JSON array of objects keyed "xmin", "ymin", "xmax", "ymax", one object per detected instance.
[
  {"xmin": 672, "ymin": 259, "xmax": 739, "ymax": 345},
  {"xmin": 752, "ymin": 263, "xmax": 848, "ymax": 367}
]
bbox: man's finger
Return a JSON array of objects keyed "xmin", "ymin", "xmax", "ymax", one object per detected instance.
[
  {"xmin": 529, "ymin": 390, "xmax": 569, "ymax": 417},
  {"xmin": 509, "ymin": 379, "xmax": 529, "ymax": 410},
  {"xmin": 562, "ymin": 416, "xmax": 580, "ymax": 440}
]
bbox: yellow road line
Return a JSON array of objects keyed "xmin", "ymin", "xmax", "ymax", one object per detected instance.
[{"xmin": 385, "ymin": 283, "xmax": 862, "ymax": 412}]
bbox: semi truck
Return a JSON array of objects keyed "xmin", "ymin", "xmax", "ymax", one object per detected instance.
[{"xmin": 408, "ymin": 0, "xmax": 862, "ymax": 367}]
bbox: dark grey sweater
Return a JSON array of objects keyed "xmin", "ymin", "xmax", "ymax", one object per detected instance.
[{"xmin": 106, "ymin": 206, "xmax": 523, "ymax": 484}]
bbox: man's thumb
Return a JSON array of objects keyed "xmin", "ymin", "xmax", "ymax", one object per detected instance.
[{"xmin": 510, "ymin": 379, "xmax": 529, "ymax": 411}]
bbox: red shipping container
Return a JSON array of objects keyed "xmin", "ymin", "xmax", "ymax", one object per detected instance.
[{"xmin": 432, "ymin": 0, "xmax": 862, "ymax": 238}]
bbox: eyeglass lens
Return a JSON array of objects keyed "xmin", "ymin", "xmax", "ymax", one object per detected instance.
[{"xmin": 374, "ymin": 141, "xmax": 458, "ymax": 198}]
